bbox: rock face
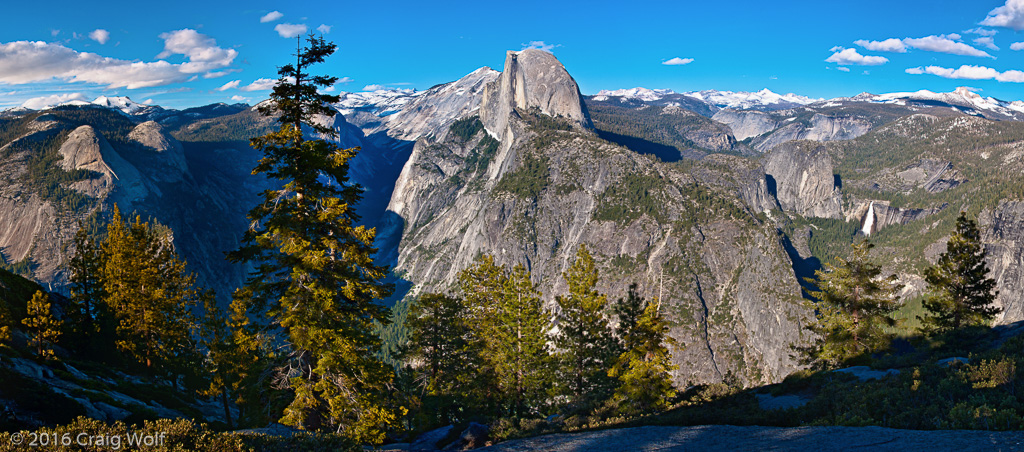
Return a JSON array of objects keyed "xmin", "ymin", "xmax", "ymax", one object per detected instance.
[
  {"xmin": 59, "ymin": 125, "xmax": 147, "ymax": 202},
  {"xmin": 763, "ymin": 142, "xmax": 842, "ymax": 218},
  {"xmin": 127, "ymin": 121, "xmax": 189, "ymax": 183},
  {"xmin": 980, "ymin": 200, "xmax": 1024, "ymax": 324},
  {"xmin": 752, "ymin": 114, "xmax": 872, "ymax": 152},
  {"xmin": 851, "ymin": 201, "xmax": 947, "ymax": 236},
  {"xmin": 713, "ymin": 110, "xmax": 872, "ymax": 152},
  {"xmin": 384, "ymin": 113, "xmax": 810, "ymax": 386},
  {"xmin": 384, "ymin": 67, "xmax": 500, "ymax": 141},
  {"xmin": 480, "ymin": 49, "xmax": 592, "ymax": 138},
  {"xmin": 712, "ymin": 109, "xmax": 777, "ymax": 141}
]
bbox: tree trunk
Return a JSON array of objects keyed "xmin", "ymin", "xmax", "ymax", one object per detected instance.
[{"xmin": 222, "ymin": 386, "xmax": 234, "ymax": 429}]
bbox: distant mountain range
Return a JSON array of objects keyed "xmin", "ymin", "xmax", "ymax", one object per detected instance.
[{"xmin": 3, "ymin": 50, "xmax": 1024, "ymax": 388}]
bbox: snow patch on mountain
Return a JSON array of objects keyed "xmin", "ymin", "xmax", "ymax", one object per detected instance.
[
  {"xmin": 335, "ymin": 88, "xmax": 423, "ymax": 116},
  {"xmin": 594, "ymin": 87, "xmax": 676, "ymax": 102},
  {"xmin": 873, "ymin": 87, "xmax": 1024, "ymax": 118},
  {"xmin": 684, "ymin": 89, "xmax": 821, "ymax": 110}
]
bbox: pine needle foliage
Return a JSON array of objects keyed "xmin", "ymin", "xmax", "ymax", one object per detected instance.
[
  {"xmin": 228, "ymin": 34, "xmax": 399, "ymax": 442},
  {"xmin": 608, "ymin": 283, "xmax": 678, "ymax": 416},
  {"xmin": 800, "ymin": 240, "xmax": 902, "ymax": 369},
  {"xmin": 919, "ymin": 212, "xmax": 1001, "ymax": 334},
  {"xmin": 21, "ymin": 290, "xmax": 61, "ymax": 359},
  {"xmin": 553, "ymin": 245, "xmax": 618, "ymax": 411},
  {"xmin": 100, "ymin": 205, "xmax": 201, "ymax": 375}
]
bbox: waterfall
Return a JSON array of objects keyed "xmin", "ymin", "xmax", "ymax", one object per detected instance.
[{"xmin": 861, "ymin": 201, "xmax": 875, "ymax": 236}]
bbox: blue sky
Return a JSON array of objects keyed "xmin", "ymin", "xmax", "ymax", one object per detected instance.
[{"xmin": 2, "ymin": 0, "xmax": 1024, "ymax": 109}]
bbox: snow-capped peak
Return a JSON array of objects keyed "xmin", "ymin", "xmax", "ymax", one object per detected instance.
[
  {"xmin": 683, "ymin": 89, "xmax": 820, "ymax": 110},
  {"xmin": 91, "ymin": 96, "xmax": 151, "ymax": 114},
  {"xmin": 334, "ymin": 88, "xmax": 422, "ymax": 114},
  {"xmin": 594, "ymin": 87, "xmax": 676, "ymax": 102},
  {"xmin": 873, "ymin": 87, "xmax": 1024, "ymax": 117}
]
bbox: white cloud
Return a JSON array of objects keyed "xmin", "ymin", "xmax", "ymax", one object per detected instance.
[
  {"xmin": 837, "ymin": 66, "xmax": 851, "ymax": 72},
  {"xmin": 905, "ymin": 64, "xmax": 1024, "ymax": 82},
  {"xmin": 240, "ymin": 78, "xmax": 280, "ymax": 91},
  {"xmin": 974, "ymin": 37, "xmax": 1000, "ymax": 50},
  {"xmin": 982, "ymin": 0, "xmax": 1024, "ymax": 30},
  {"xmin": 143, "ymin": 98, "xmax": 154, "ymax": 104},
  {"xmin": 362, "ymin": 84, "xmax": 386, "ymax": 91},
  {"xmin": 321, "ymin": 76, "xmax": 353, "ymax": 92},
  {"xmin": 662, "ymin": 57, "xmax": 694, "ymax": 65},
  {"xmin": 316, "ymin": 24, "xmax": 331, "ymax": 34},
  {"xmin": 854, "ymin": 38, "xmax": 907, "ymax": 53},
  {"xmin": 0, "ymin": 32, "xmax": 236, "ymax": 89},
  {"xmin": 903, "ymin": 35, "xmax": 992, "ymax": 58},
  {"xmin": 520, "ymin": 41, "xmax": 558, "ymax": 52},
  {"xmin": 88, "ymin": 29, "xmax": 109, "ymax": 44},
  {"xmin": 274, "ymin": 23, "xmax": 307, "ymax": 38},
  {"xmin": 260, "ymin": 11, "xmax": 283, "ymax": 23},
  {"xmin": 825, "ymin": 48, "xmax": 888, "ymax": 65},
  {"xmin": 230, "ymin": 95, "xmax": 248, "ymax": 102},
  {"xmin": 965, "ymin": 27, "xmax": 998, "ymax": 36},
  {"xmin": 0, "ymin": 40, "xmax": 193, "ymax": 88},
  {"xmin": 1011, "ymin": 42, "xmax": 1024, "ymax": 50},
  {"xmin": 20, "ymin": 92, "xmax": 88, "ymax": 109},
  {"xmin": 156, "ymin": 29, "xmax": 238, "ymax": 74},
  {"xmin": 216, "ymin": 80, "xmax": 240, "ymax": 91},
  {"xmin": 50, "ymin": 29, "xmax": 60, "ymax": 38}
]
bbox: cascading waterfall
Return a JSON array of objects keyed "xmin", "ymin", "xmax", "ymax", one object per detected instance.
[{"xmin": 861, "ymin": 201, "xmax": 875, "ymax": 236}]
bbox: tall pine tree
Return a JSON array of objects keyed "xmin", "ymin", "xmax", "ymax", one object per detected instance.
[
  {"xmin": 801, "ymin": 240, "xmax": 902, "ymax": 369},
  {"xmin": 100, "ymin": 205, "xmax": 200, "ymax": 376},
  {"xmin": 67, "ymin": 226, "xmax": 114, "ymax": 358},
  {"xmin": 405, "ymin": 292, "xmax": 476, "ymax": 426},
  {"xmin": 22, "ymin": 290, "xmax": 61, "ymax": 359},
  {"xmin": 553, "ymin": 245, "xmax": 617, "ymax": 411},
  {"xmin": 491, "ymin": 264, "xmax": 551, "ymax": 417},
  {"xmin": 919, "ymin": 212, "xmax": 1001, "ymax": 334},
  {"xmin": 608, "ymin": 284, "xmax": 677, "ymax": 416},
  {"xmin": 227, "ymin": 34, "xmax": 398, "ymax": 442}
]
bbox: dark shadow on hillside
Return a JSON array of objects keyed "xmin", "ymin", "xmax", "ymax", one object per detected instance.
[
  {"xmin": 779, "ymin": 233, "xmax": 821, "ymax": 299},
  {"xmin": 594, "ymin": 128, "xmax": 683, "ymax": 162}
]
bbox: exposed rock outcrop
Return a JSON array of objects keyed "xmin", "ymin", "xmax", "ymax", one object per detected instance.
[
  {"xmin": 480, "ymin": 49, "xmax": 592, "ymax": 138},
  {"xmin": 59, "ymin": 125, "xmax": 146, "ymax": 201},
  {"xmin": 753, "ymin": 114, "xmax": 871, "ymax": 152},
  {"xmin": 712, "ymin": 109, "xmax": 777, "ymax": 141},
  {"xmin": 127, "ymin": 121, "xmax": 189, "ymax": 183},
  {"xmin": 385, "ymin": 67, "xmax": 500, "ymax": 141},
  {"xmin": 850, "ymin": 201, "xmax": 947, "ymax": 236},
  {"xmin": 980, "ymin": 200, "xmax": 1024, "ymax": 324},
  {"xmin": 763, "ymin": 142, "xmax": 842, "ymax": 218}
]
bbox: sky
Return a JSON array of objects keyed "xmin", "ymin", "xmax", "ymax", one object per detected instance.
[{"xmin": 2, "ymin": 0, "xmax": 1024, "ymax": 109}]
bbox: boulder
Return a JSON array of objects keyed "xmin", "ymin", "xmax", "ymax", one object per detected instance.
[
  {"xmin": 443, "ymin": 422, "xmax": 489, "ymax": 450},
  {"xmin": 411, "ymin": 425, "xmax": 453, "ymax": 451}
]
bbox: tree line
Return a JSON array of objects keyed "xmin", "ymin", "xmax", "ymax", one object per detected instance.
[
  {"xmin": 403, "ymin": 246, "xmax": 676, "ymax": 431},
  {"xmin": 800, "ymin": 211, "xmax": 1002, "ymax": 369}
]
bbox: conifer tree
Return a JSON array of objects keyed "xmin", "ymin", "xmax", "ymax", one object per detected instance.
[
  {"xmin": 553, "ymin": 245, "xmax": 617, "ymax": 410},
  {"xmin": 608, "ymin": 284, "xmax": 677, "ymax": 416},
  {"xmin": 801, "ymin": 240, "xmax": 902, "ymax": 368},
  {"xmin": 100, "ymin": 205, "xmax": 200, "ymax": 375},
  {"xmin": 492, "ymin": 264, "xmax": 551, "ymax": 416},
  {"xmin": 919, "ymin": 212, "xmax": 1001, "ymax": 333},
  {"xmin": 228, "ymin": 34, "xmax": 398, "ymax": 441},
  {"xmin": 67, "ymin": 226, "xmax": 113, "ymax": 356},
  {"xmin": 22, "ymin": 290, "xmax": 61, "ymax": 359},
  {"xmin": 454, "ymin": 256, "xmax": 556, "ymax": 417},
  {"xmin": 405, "ymin": 292, "xmax": 475, "ymax": 425}
]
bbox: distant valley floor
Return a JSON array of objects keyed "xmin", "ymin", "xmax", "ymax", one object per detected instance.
[{"xmin": 468, "ymin": 424, "xmax": 1024, "ymax": 451}]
